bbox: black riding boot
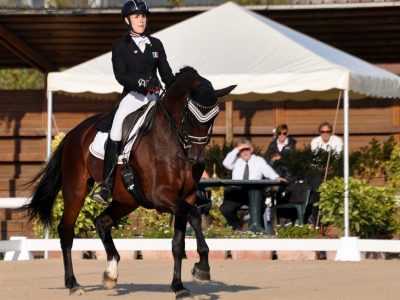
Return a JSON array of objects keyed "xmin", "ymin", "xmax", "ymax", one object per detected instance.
[{"xmin": 92, "ymin": 138, "xmax": 121, "ymax": 204}]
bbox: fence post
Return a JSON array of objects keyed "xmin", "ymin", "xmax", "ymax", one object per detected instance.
[{"xmin": 4, "ymin": 236, "xmax": 33, "ymax": 261}]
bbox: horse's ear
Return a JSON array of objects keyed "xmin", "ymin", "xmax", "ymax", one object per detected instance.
[{"xmin": 215, "ymin": 85, "xmax": 237, "ymax": 98}]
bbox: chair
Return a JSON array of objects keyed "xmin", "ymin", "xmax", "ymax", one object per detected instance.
[{"xmin": 271, "ymin": 181, "xmax": 312, "ymax": 226}]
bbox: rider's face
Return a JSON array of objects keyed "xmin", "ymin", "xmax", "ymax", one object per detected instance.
[{"xmin": 125, "ymin": 13, "xmax": 147, "ymax": 34}]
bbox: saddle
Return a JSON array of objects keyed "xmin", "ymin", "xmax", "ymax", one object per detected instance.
[{"xmin": 93, "ymin": 101, "xmax": 158, "ymax": 209}]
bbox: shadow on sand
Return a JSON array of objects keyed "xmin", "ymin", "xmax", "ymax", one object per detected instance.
[{"xmin": 82, "ymin": 280, "xmax": 261, "ymax": 299}]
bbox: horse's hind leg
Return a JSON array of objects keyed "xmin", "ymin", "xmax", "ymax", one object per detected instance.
[
  {"xmin": 187, "ymin": 205, "xmax": 210, "ymax": 283},
  {"xmin": 58, "ymin": 186, "xmax": 87, "ymax": 295},
  {"xmin": 95, "ymin": 201, "xmax": 138, "ymax": 289}
]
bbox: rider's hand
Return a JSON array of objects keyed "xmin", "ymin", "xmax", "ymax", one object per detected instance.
[
  {"xmin": 145, "ymin": 77, "xmax": 160, "ymax": 94},
  {"xmin": 138, "ymin": 77, "xmax": 160, "ymax": 94}
]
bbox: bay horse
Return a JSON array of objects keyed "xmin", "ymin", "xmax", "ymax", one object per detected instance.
[{"xmin": 25, "ymin": 66, "xmax": 235, "ymax": 299}]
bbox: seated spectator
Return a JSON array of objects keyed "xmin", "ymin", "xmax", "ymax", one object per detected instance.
[
  {"xmin": 264, "ymin": 124, "xmax": 296, "ymax": 180},
  {"xmin": 311, "ymin": 122, "xmax": 343, "ymax": 154},
  {"xmin": 220, "ymin": 138, "xmax": 284, "ymax": 231}
]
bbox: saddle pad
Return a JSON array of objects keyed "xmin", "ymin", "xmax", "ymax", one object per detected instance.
[{"xmin": 89, "ymin": 101, "xmax": 156, "ymax": 164}]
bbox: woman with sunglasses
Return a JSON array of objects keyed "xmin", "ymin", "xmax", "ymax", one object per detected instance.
[
  {"xmin": 311, "ymin": 122, "xmax": 343, "ymax": 154},
  {"xmin": 264, "ymin": 124, "xmax": 296, "ymax": 178}
]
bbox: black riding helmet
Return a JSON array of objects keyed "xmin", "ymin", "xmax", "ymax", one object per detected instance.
[{"xmin": 121, "ymin": 0, "xmax": 150, "ymax": 19}]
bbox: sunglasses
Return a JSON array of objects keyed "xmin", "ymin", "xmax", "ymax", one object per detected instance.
[
  {"xmin": 320, "ymin": 130, "xmax": 331, "ymax": 134},
  {"xmin": 240, "ymin": 148, "xmax": 251, "ymax": 152},
  {"xmin": 277, "ymin": 132, "xmax": 288, "ymax": 136}
]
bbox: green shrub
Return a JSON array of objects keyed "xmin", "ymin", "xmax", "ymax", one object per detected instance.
[
  {"xmin": 317, "ymin": 177, "xmax": 400, "ymax": 238},
  {"xmin": 350, "ymin": 136, "xmax": 396, "ymax": 181},
  {"xmin": 276, "ymin": 224, "xmax": 320, "ymax": 239},
  {"xmin": 278, "ymin": 145, "xmax": 343, "ymax": 180},
  {"xmin": 384, "ymin": 143, "xmax": 400, "ymax": 194},
  {"xmin": 0, "ymin": 69, "xmax": 44, "ymax": 89},
  {"xmin": 204, "ymin": 141, "xmax": 234, "ymax": 179},
  {"xmin": 130, "ymin": 207, "xmax": 174, "ymax": 238}
]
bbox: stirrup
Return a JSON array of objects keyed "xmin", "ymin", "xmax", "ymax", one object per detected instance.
[{"xmin": 91, "ymin": 183, "xmax": 110, "ymax": 204}]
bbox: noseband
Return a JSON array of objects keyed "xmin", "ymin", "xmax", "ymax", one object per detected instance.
[{"xmin": 179, "ymin": 96, "xmax": 220, "ymax": 149}]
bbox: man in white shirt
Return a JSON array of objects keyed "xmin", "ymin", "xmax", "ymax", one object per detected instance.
[
  {"xmin": 311, "ymin": 122, "xmax": 343, "ymax": 154},
  {"xmin": 220, "ymin": 138, "xmax": 284, "ymax": 231}
]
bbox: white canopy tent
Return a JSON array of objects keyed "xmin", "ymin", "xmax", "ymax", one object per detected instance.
[{"xmin": 47, "ymin": 2, "xmax": 400, "ymax": 257}]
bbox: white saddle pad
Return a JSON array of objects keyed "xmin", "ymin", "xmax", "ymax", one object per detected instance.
[{"xmin": 89, "ymin": 101, "xmax": 156, "ymax": 164}]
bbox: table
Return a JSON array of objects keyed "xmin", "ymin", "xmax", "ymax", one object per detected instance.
[{"xmin": 198, "ymin": 179, "xmax": 285, "ymax": 233}]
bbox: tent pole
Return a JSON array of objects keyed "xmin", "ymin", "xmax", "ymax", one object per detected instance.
[
  {"xmin": 46, "ymin": 90, "xmax": 53, "ymax": 159},
  {"xmin": 225, "ymin": 100, "xmax": 233, "ymax": 143},
  {"xmin": 343, "ymin": 89, "xmax": 350, "ymax": 237},
  {"xmin": 45, "ymin": 90, "xmax": 53, "ymax": 260}
]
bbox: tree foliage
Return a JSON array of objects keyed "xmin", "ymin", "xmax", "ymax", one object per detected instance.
[{"xmin": 0, "ymin": 69, "xmax": 44, "ymax": 90}]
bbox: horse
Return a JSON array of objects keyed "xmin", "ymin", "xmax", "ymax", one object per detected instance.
[{"xmin": 24, "ymin": 66, "xmax": 235, "ymax": 299}]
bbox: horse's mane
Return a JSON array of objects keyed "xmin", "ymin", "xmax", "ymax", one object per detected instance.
[{"xmin": 174, "ymin": 66, "xmax": 199, "ymax": 80}]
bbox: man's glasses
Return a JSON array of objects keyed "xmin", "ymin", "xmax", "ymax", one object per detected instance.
[
  {"xmin": 277, "ymin": 132, "xmax": 288, "ymax": 136},
  {"xmin": 320, "ymin": 130, "xmax": 331, "ymax": 134}
]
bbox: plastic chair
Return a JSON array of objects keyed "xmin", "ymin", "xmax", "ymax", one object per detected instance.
[{"xmin": 271, "ymin": 182, "xmax": 312, "ymax": 225}]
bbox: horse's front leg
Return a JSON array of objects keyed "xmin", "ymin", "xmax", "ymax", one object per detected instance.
[
  {"xmin": 171, "ymin": 215, "xmax": 191, "ymax": 299},
  {"xmin": 187, "ymin": 205, "xmax": 210, "ymax": 283}
]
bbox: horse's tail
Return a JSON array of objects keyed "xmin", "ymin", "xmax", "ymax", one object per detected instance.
[{"xmin": 24, "ymin": 134, "xmax": 67, "ymax": 228}]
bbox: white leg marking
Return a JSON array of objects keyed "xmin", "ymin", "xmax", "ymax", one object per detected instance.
[{"xmin": 106, "ymin": 257, "xmax": 118, "ymax": 279}]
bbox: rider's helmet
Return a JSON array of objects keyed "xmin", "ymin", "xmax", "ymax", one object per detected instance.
[{"xmin": 121, "ymin": 0, "xmax": 150, "ymax": 19}]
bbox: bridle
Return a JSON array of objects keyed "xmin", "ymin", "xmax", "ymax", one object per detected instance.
[
  {"xmin": 179, "ymin": 96, "xmax": 219, "ymax": 149},
  {"xmin": 160, "ymin": 93, "xmax": 220, "ymax": 151}
]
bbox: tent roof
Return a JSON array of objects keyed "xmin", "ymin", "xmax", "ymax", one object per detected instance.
[{"xmin": 47, "ymin": 2, "xmax": 400, "ymax": 100}]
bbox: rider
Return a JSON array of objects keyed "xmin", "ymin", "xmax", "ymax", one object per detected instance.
[{"xmin": 92, "ymin": 0, "xmax": 175, "ymax": 204}]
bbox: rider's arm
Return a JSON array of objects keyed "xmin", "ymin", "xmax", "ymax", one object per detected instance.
[
  {"xmin": 156, "ymin": 40, "xmax": 174, "ymax": 88},
  {"xmin": 112, "ymin": 41, "xmax": 143, "ymax": 93}
]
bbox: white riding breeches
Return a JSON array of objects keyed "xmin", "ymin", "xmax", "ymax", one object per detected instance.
[{"xmin": 110, "ymin": 91, "xmax": 157, "ymax": 141}]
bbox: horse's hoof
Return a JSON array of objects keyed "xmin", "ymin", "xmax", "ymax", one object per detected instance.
[
  {"xmin": 191, "ymin": 264, "xmax": 210, "ymax": 284},
  {"xmin": 69, "ymin": 285, "xmax": 86, "ymax": 296},
  {"xmin": 175, "ymin": 288, "xmax": 192, "ymax": 299},
  {"xmin": 103, "ymin": 272, "xmax": 118, "ymax": 290}
]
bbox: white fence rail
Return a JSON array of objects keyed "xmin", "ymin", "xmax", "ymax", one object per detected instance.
[
  {"xmin": 1, "ymin": 237, "xmax": 400, "ymax": 261},
  {"xmin": 1, "ymin": 198, "xmax": 400, "ymax": 261},
  {"xmin": 1, "ymin": 238, "xmax": 400, "ymax": 252},
  {"xmin": 0, "ymin": 197, "xmax": 30, "ymax": 208}
]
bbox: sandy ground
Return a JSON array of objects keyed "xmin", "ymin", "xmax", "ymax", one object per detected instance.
[{"xmin": 0, "ymin": 259, "xmax": 399, "ymax": 300}]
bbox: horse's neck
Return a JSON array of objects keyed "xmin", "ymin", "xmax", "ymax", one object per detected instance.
[{"xmin": 162, "ymin": 91, "xmax": 186, "ymax": 123}]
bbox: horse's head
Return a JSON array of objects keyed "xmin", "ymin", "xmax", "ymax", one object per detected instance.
[{"xmin": 163, "ymin": 67, "xmax": 236, "ymax": 165}]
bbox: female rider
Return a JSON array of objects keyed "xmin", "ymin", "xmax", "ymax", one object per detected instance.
[{"xmin": 92, "ymin": 0, "xmax": 174, "ymax": 203}]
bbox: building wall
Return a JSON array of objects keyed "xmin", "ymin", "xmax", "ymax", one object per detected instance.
[
  {"xmin": 1, "ymin": 90, "xmax": 399, "ymax": 197},
  {"xmin": 0, "ymin": 90, "xmax": 399, "ymax": 238}
]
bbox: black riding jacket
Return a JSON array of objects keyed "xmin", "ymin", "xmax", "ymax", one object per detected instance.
[{"xmin": 112, "ymin": 32, "xmax": 175, "ymax": 98}]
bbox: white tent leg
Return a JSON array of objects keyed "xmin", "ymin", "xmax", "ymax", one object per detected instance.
[
  {"xmin": 335, "ymin": 89, "xmax": 362, "ymax": 261},
  {"xmin": 45, "ymin": 90, "xmax": 53, "ymax": 260},
  {"xmin": 46, "ymin": 90, "xmax": 53, "ymax": 159},
  {"xmin": 343, "ymin": 89, "xmax": 350, "ymax": 238}
]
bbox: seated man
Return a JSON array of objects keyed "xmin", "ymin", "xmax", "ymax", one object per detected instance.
[{"xmin": 220, "ymin": 138, "xmax": 284, "ymax": 231}]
